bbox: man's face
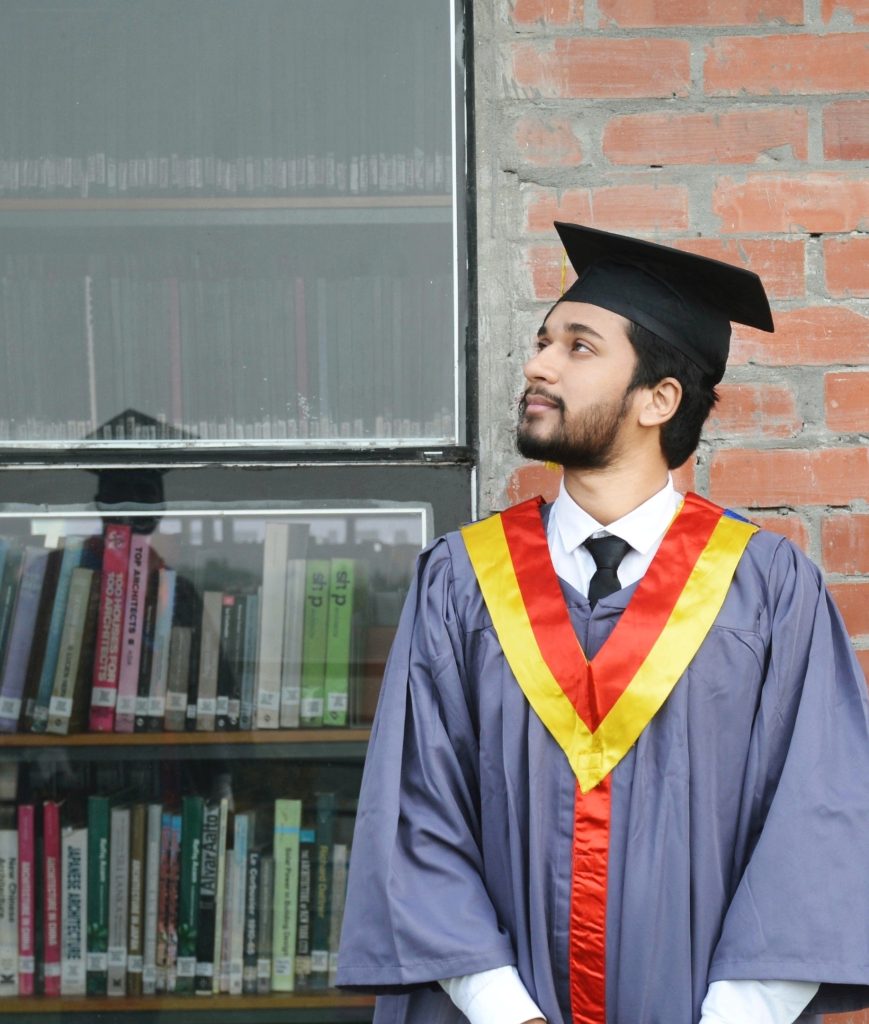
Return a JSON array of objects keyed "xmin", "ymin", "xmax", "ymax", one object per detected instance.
[{"xmin": 516, "ymin": 301, "xmax": 640, "ymax": 470}]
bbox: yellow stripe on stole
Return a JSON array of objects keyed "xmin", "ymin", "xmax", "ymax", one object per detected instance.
[{"xmin": 462, "ymin": 511, "xmax": 757, "ymax": 792}]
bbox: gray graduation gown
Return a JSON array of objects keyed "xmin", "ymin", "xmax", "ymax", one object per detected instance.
[{"xmin": 337, "ymin": 510, "xmax": 869, "ymax": 1023}]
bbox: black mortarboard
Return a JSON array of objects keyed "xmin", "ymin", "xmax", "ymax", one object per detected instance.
[{"xmin": 552, "ymin": 222, "xmax": 775, "ymax": 384}]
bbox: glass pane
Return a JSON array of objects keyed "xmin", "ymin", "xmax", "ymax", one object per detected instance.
[{"xmin": 0, "ymin": 0, "xmax": 463, "ymax": 449}]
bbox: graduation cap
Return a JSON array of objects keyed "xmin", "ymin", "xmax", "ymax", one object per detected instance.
[{"xmin": 552, "ymin": 222, "xmax": 775, "ymax": 384}]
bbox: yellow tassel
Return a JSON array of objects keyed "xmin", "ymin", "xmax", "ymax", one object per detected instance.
[
  {"xmin": 560, "ymin": 249, "xmax": 567, "ymax": 295},
  {"xmin": 545, "ymin": 461, "xmax": 561, "ymax": 472}
]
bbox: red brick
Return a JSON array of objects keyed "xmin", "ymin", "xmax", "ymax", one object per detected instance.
[
  {"xmin": 512, "ymin": 38, "xmax": 691, "ymax": 99},
  {"xmin": 509, "ymin": 0, "xmax": 583, "ymax": 25},
  {"xmin": 707, "ymin": 383, "xmax": 801, "ymax": 439},
  {"xmin": 674, "ymin": 238, "xmax": 805, "ymax": 299},
  {"xmin": 705, "ymin": 34, "xmax": 869, "ymax": 96},
  {"xmin": 528, "ymin": 244, "xmax": 576, "ymax": 300},
  {"xmin": 825, "ymin": 236, "xmax": 869, "ymax": 297},
  {"xmin": 825, "ymin": 371, "xmax": 869, "ymax": 431},
  {"xmin": 514, "ymin": 116, "xmax": 584, "ymax": 167},
  {"xmin": 821, "ymin": 0, "xmax": 869, "ymax": 24},
  {"xmin": 748, "ymin": 511, "xmax": 810, "ymax": 551},
  {"xmin": 824, "ymin": 100, "xmax": 869, "ymax": 160},
  {"xmin": 709, "ymin": 447, "xmax": 869, "ymax": 507},
  {"xmin": 714, "ymin": 173, "xmax": 869, "ymax": 233},
  {"xmin": 673, "ymin": 461, "xmax": 697, "ymax": 495},
  {"xmin": 525, "ymin": 184, "xmax": 690, "ymax": 233},
  {"xmin": 604, "ymin": 108, "xmax": 808, "ymax": 166},
  {"xmin": 600, "ymin": 0, "xmax": 803, "ymax": 27},
  {"xmin": 822, "ymin": 513, "xmax": 869, "ymax": 574},
  {"xmin": 730, "ymin": 308, "xmax": 869, "ymax": 366},
  {"xmin": 828, "ymin": 582, "xmax": 869, "ymax": 636},
  {"xmin": 505, "ymin": 462, "xmax": 563, "ymax": 505}
]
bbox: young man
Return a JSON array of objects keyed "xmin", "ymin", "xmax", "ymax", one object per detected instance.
[{"xmin": 336, "ymin": 223, "xmax": 869, "ymax": 1024}]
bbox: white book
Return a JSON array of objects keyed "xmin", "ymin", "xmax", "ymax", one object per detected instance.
[
  {"xmin": 255, "ymin": 523, "xmax": 290, "ymax": 728},
  {"xmin": 228, "ymin": 813, "xmax": 250, "ymax": 994},
  {"xmin": 0, "ymin": 826, "xmax": 17, "ymax": 996},
  {"xmin": 218, "ymin": 851, "xmax": 234, "ymax": 992},
  {"xmin": 279, "ymin": 559, "xmax": 308, "ymax": 727},
  {"xmin": 107, "ymin": 807, "xmax": 130, "ymax": 997},
  {"xmin": 142, "ymin": 803, "xmax": 162, "ymax": 995},
  {"xmin": 61, "ymin": 826, "xmax": 88, "ymax": 995}
]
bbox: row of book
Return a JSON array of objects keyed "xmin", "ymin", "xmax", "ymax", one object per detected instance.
[
  {"xmin": 0, "ymin": 254, "xmax": 457, "ymax": 446},
  {"xmin": 0, "ymin": 791, "xmax": 350, "ymax": 998},
  {"xmin": 0, "ymin": 519, "xmax": 387, "ymax": 735}
]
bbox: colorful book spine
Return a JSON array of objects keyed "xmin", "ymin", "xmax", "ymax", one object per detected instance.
[
  {"xmin": 0, "ymin": 547, "xmax": 51, "ymax": 733},
  {"xmin": 323, "ymin": 558, "xmax": 355, "ymax": 727},
  {"xmin": 42, "ymin": 800, "xmax": 62, "ymax": 996},
  {"xmin": 146, "ymin": 569, "xmax": 177, "ymax": 730},
  {"xmin": 271, "ymin": 798, "xmax": 302, "ymax": 991},
  {"xmin": 86, "ymin": 795, "xmax": 110, "ymax": 995},
  {"xmin": 126, "ymin": 803, "xmax": 146, "ymax": 996},
  {"xmin": 0, "ymin": 822, "xmax": 17, "ymax": 996},
  {"xmin": 254, "ymin": 523, "xmax": 290, "ymax": 728},
  {"xmin": 216, "ymin": 594, "xmax": 239, "ymax": 731},
  {"xmin": 241, "ymin": 848, "xmax": 260, "ymax": 994},
  {"xmin": 176, "ymin": 795, "xmax": 203, "ymax": 993},
  {"xmin": 194, "ymin": 799, "xmax": 221, "ymax": 994},
  {"xmin": 299, "ymin": 560, "xmax": 331, "ymax": 728},
  {"xmin": 195, "ymin": 592, "xmax": 223, "ymax": 732},
  {"xmin": 142, "ymin": 803, "xmax": 162, "ymax": 994},
  {"xmin": 89, "ymin": 523, "xmax": 133, "ymax": 732},
  {"xmin": 17, "ymin": 804, "xmax": 35, "ymax": 996},
  {"xmin": 279, "ymin": 560, "xmax": 307, "ymax": 728},
  {"xmin": 228, "ymin": 812, "xmax": 249, "ymax": 994},
  {"xmin": 115, "ymin": 534, "xmax": 151, "ymax": 733},
  {"xmin": 155, "ymin": 811, "xmax": 181, "ymax": 993},
  {"xmin": 45, "ymin": 567, "xmax": 95, "ymax": 735},
  {"xmin": 256, "ymin": 853, "xmax": 274, "ymax": 994},
  {"xmin": 107, "ymin": 805, "xmax": 130, "ymax": 996},
  {"xmin": 310, "ymin": 792, "xmax": 336, "ymax": 989},
  {"xmin": 60, "ymin": 825, "xmax": 88, "ymax": 995}
]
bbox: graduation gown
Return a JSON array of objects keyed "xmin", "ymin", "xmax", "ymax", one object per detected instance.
[{"xmin": 336, "ymin": 504, "xmax": 869, "ymax": 1024}]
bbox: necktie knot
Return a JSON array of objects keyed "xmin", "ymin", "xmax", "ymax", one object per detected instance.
[{"xmin": 583, "ymin": 535, "xmax": 631, "ymax": 608}]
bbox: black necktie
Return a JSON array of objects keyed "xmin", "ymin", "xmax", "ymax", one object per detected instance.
[{"xmin": 584, "ymin": 535, "xmax": 631, "ymax": 609}]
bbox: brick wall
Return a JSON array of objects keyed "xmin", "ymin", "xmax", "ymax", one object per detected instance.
[{"xmin": 472, "ymin": 0, "xmax": 869, "ymax": 686}]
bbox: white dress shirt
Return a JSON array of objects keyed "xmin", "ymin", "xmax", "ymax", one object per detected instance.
[{"xmin": 439, "ymin": 478, "xmax": 819, "ymax": 1024}]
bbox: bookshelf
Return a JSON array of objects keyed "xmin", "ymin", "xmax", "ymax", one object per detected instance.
[{"xmin": 0, "ymin": 0, "xmax": 471, "ymax": 1020}]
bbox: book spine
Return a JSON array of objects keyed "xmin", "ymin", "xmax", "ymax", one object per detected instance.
[
  {"xmin": 60, "ymin": 826, "xmax": 88, "ymax": 996},
  {"xmin": 279, "ymin": 560, "xmax": 307, "ymax": 728},
  {"xmin": 176, "ymin": 796, "xmax": 203, "ymax": 993},
  {"xmin": 165, "ymin": 813, "xmax": 182, "ymax": 992},
  {"xmin": 126, "ymin": 803, "xmax": 146, "ymax": 996},
  {"xmin": 142, "ymin": 803, "xmax": 162, "ymax": 995},
  {"xmin": 228, "ymin": 813, "xmax": 248, "ymax": 994},
  {"xmin": 0, "ymin": 548, "xmax": 49, "ymax": 732},
  {"xmin": 133, "ymin": 565, "xmax": 160, "ymax": 732},
  {"xmin": 309, "ymin": 793, "xmax": 336, "ymax": 989},
  {"xmin": 300, "ymin": 560, "xmax": 331, "ymax": 728},
  {"xmin": 323, "ymin": 558, "xmax": 355, "ymax": 727},
  {"xmin": 215, "ymin": 594, "xmax": 237, "ymax": 731},
  {"xmin": 163, "ymin": 625, "xmax": 192, "ymax": 732},
  {"xmin": 241, "ymin": 848, "xmax": 260, "ymax": 994},
  {"xmin": 328, "ymin": 842, "xmax": 349, "ymax": 987},
  {"xmin": 17, "ymin": 804, "xmax": 35, "ymax": 996},
  {"xmin": 255, "ymin": 853, "xmax": 274, "ymax": 994},
  {"xmin": 211, "ymin": 798, "xmax": 229, "ymax": 992},
  {"xmin": 42, "ymin": 800, "xmax": 62, "ymax": 996},
  {"xmin": 107, "ymin": 805, "xmax": 130, "ymax": 997},
  {"xmin": 195, "ymin": 591, "xmax": 223, "ymax": 732},
  {"xmin": 146, "ymin": 569, "xmax": 176, "ymax": 731},
  {"xmin": 255, "ymin": 523, "xmax": 290, "ymax": 728},
  {"xmin": 238, "ymin": 590, "xmax": 260, "ymax": 732},
  {"xmin": 154, "ymin": 811, "xmax": 173, "ymax": 993},
  {"xmin": 0, "ymin": 826, "xmax": 18, "ymax": 996},
  {"xmin": 115, "ymin": 534, "xmax": 150, "ymax": 732},
  {"xmin": 45, "ymin": 567, "xmax": 93, "ymax": 735},
  {"xmin": 294, "ymin": 828, "xmax": 315, "ymax": 990},
  {"xmin": 271, "ymin": 798, "xmax": 301, "ymax": 991},
  {"xmin": 85, "ymin": 795, "xmax": 110, "ymax": 995},
  {"xmin": 194, "ymin": 800, "xmax": 219, "ymax": 994},
  {"xmin": 89, "ymin": 523, "xmax": 133, "ymax": 732}
]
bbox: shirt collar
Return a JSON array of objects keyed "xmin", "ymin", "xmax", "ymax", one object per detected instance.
[{"xmin": 550, "ymin": 475, "xmax": 682, "ymax": 556}]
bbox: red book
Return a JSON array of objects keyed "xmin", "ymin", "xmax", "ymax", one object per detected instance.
[
  {"xmin": 88, "ymin": 523, "xmax": 132, "ymax": 732},
  {"xmin": 17, "ymin": 804, "xmax": 35, "ymax": 996},
  {"xmin": 42, "ymin": 801, "xmax": 62, "ymax": 996}
]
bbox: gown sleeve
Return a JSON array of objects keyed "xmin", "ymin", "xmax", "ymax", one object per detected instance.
[
  {"xmin": 335, "ymin": 539, "xmax": 517, "ymax": 989},
  {"xmin": 709, "ymin": 539, "xmax": 869, "ymax": 1016}
]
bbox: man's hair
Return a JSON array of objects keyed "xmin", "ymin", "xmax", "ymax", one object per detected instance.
[{"xmin": 625, "ymin": 321, "xmax": 719, "ymax": 469}]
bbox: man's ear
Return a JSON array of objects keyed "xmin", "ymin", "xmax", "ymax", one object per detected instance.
[{"xmin": 637, "ymin": 377, "xmax": 682, "ymax": 427}]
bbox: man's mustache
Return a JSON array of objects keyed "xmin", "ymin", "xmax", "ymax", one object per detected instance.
[{"xmin": 519, "ymin": 387, "xmax": 566, "ymax": 414}]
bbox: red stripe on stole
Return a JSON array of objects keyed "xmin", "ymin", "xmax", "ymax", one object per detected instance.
[
  {"xmin": 569, "ymin": 777, "xmax": 611, "ymax": 1024},
  {"xmin": 501, "ymin": 496, "xmax": 723, "ymax": 731}
]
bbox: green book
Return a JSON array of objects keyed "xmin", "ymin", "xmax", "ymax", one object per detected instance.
[
  {"xmin": 299, "ymin": 561, "xmax": 330, "ymax": 727},
  {"xmin": 86, "ymin": 798, "xmax": 110, "ymax": 995},
  {"xmin": 323, "ymin": 559, "xmax": 355, "ymax": 728},
  {"xmin": 271, "ymin": 798, "xmax": 302, "ymax": 992},
  {"xmin": 176, "ymin": 795, "xmax": 204, "ymax": 994}
]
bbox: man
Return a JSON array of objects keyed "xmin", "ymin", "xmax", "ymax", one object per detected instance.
[{"xmin": 336, "ymin": 223, "xmax": 869, "ymax": 1024}]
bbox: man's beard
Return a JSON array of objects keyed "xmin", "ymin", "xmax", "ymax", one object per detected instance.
[{"xmin": 516, "ymin": 386, "xmax": 633, "ymax": 470}]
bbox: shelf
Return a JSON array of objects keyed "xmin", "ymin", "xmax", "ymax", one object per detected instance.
[{"xmin": 0, "ymin": 195, "xmax": 453, "ymax": 228}]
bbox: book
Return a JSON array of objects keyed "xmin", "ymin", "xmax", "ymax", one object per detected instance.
[
  {"xmin": 328, "ymin": 842, "xmax": 349, "ymax": 987},
  {"xmin": 194, "ymin": 799, "xmax": 220, "ymax": 994},
  {"xmin": 323, "ymin": 558, "xmax": 355, "ymax": 727},
  {"xmin": 211, "ymin": 797, "xmax": 229, "ymax": 992},
  {"xmin": 216, "ymin": 594, "xmax": 242, "ymax": 731},
  {"xmin": 294, "ymin": 827, "xmax": 315, "ymax": 989},
  {"xmin": 228, "ymin": 812, "xmax": 249, "ymax": 994},
  {"xmin": 146, "ymin": 569, "xmax": 177, "ymax": 731},
  {"xmin": 195, "ymin": 591, "xmax": 223, "ymax": 732},
  {"xmin": 163, "ymin": 626, "xmax": 193, "ymax": 733},
  {"xmin": 142, "ymin": 802, "xmax": 162, "ymax": 994},
  {"xmin": 271, "ymin": 797, "xmax": 302, "ymax": 991},
  {"xmin": 279, "ymin": 559, "xmax": 307, "ymax": 728},
  {"xmin": 42, "ymin": 800, "xmax": 62, "ymax": 996},
  {"xmin": 176, "ymin": 795, "xmax": 203, "ymax": 993},
  {"xmin": 89, "ymin": 523, "xmax": 133, "ymax": 732},
  {"xmin": 155, "ymin": 811, "xmax": 181, "ymax": 993},
  {"xmin": 0, "ymin": 547, "xmax": 52, "ymax": 733},
  {"xmin": 85, "ymin": 795, "xmax": 110, "ymax": 996},
  {"xmin": 309, "ymin": 792, "xmax": 336, "ymax": 989},
  {"xmin": 19, "ymin": 546, "xmax": 65, "ymax": 729},
  {"xmin": 254, "ymin": 523, "xmax": 291, "ymax": 729},
  {"xmin": 60, "ymin": 825, "xmax": 88, "ymax": 995},
  {"xmin": 241, "ymin": 848, "xmax": 260, "ymax": 994},
  {"xmin": 46, "ymin": 567, "xmax": 100, "ymax": 735},
  {"xmin": 115, "ymin": 534, "xmax": 151, "ymax": 733},
  {"xmin": 0, "ymin": 552, "xmax": 22, "ymax": 682},
  {"xmin": 16, "ymin": 804, "xmax": 35, "ymax": 996},
  {"xmin": 126, "ymin": 803, "xmax": 146, "ymax": 995},
  {"xmin": 0, "ymin": 819, "xmax": 17, "ymax": 996},
  {"xmin": 238, "ymin": 590, "xmax": 260, "ymax": 732},
  {"xmin": 300, "ymin": 560, "xmax": 331, "ymax": 727},
  {"xmin": 107, "ymin": 805, "xmax": 130, "ymax": 996},
  {"xmin": 255, "ymin": 852, "xmax": 274, "ymax": 994},
  {"xmin": 133, "ymin": 562, "xmax": 161, "ymax": 731}
]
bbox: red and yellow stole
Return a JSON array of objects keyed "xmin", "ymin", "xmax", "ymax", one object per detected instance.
[{"xmin": 461, "ymin": 492, "xmax": 757, "ymax": 1024}]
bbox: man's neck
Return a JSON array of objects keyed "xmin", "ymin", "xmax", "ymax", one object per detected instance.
[{"xmin": 561, "ymin": 461, "xmax": 671, "ymax": 527}]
